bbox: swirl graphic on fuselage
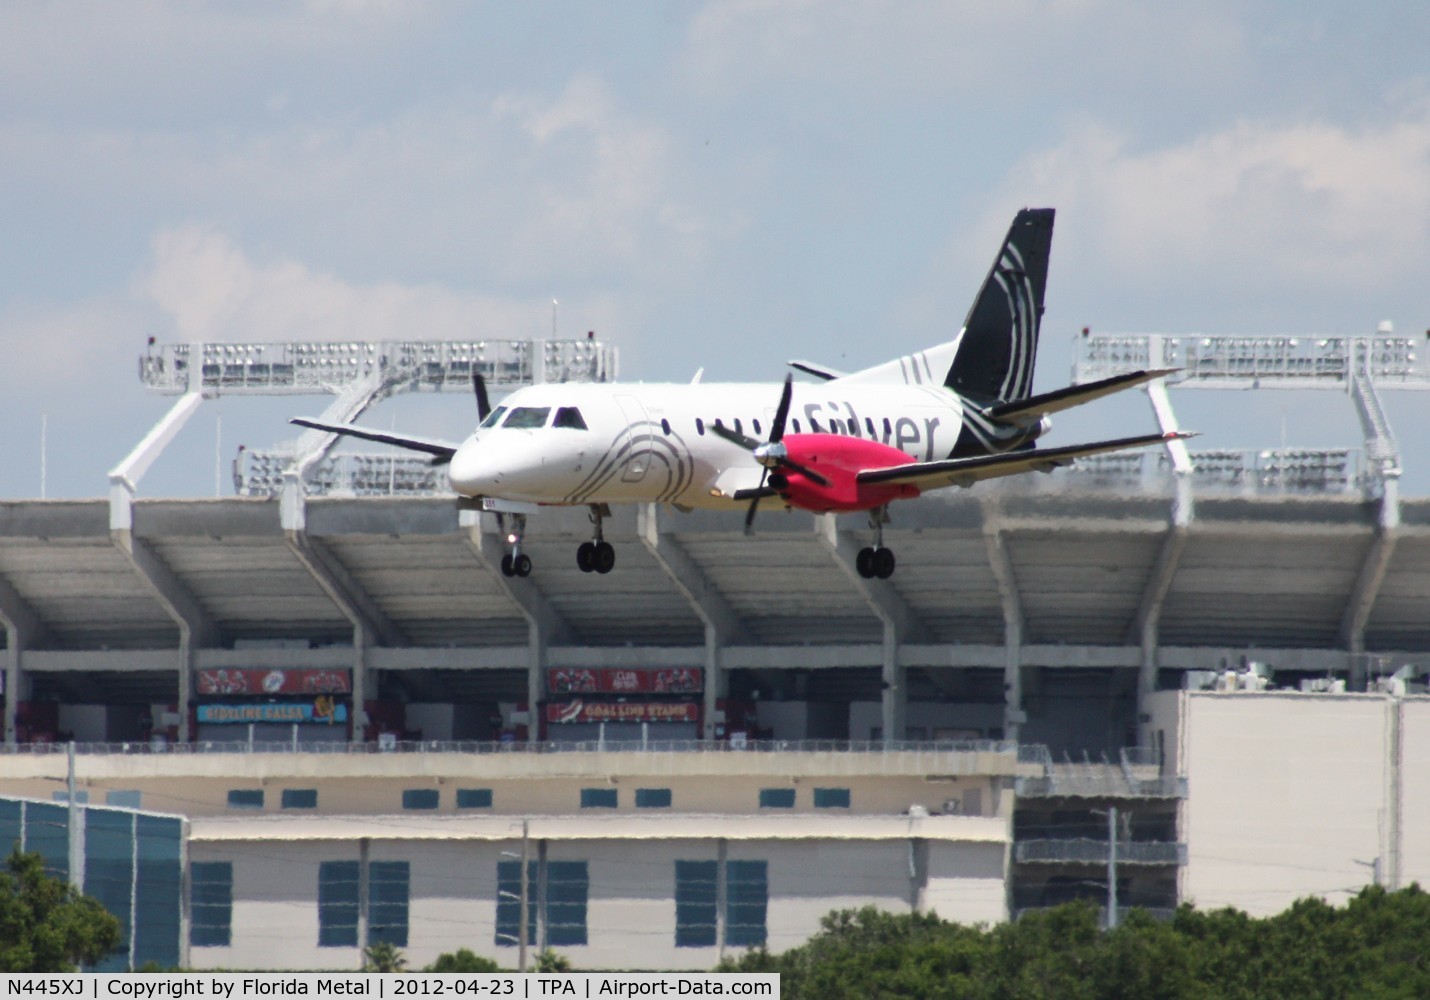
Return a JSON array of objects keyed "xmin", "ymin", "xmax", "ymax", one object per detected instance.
[{"xmin": 563, "ymin": 421, "xmax": 695, "ymax": 505}]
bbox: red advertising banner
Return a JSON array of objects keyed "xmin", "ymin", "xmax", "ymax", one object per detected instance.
[
  {"xmin": 547, "ymin": 667, "xmax": 703, "ymax": 695},
  {"xmin": 195, "ymin": 669, "xmax": 351, "ymax": 696},
  {"xmin": 545, "ymin": 700, "xmax": 700, "ymax": 724}
]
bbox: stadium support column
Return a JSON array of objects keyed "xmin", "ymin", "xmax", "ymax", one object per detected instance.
[
  {"xmin": 638, "ymin": 504, "xmax": 747, "ymax": 740},
  {"xmin": 462, "ymin": 512, "xmax": 571, "ymax": 744},
  {"xmin": 981, "ymin": 502, "xmax": 1025, "ymax": 744},
  {"xmin": 0, "ymin": 573, "xmax": 47, "ymax": 745},
  {"xmin": 109, "ymin": 385, "xmax": 215, "ymax": 743},
  {"xmin": 816, "ymin": 514, "xmax": 928, "ymax": 744},
  {"xmin": 1134, "ymin": 378, "xmax": 1194, "ymax": 742},
  {"xmin": 283, "ymin": 478, "xmax": 408, "ymax": 744}
]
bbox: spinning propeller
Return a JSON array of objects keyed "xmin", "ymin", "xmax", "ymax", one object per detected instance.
[{"xmin": 710, "ymin": 374, "xmax": 829, "ymax": 534}]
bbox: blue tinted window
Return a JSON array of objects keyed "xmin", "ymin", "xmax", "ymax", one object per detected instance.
[
  {"xmin": 318, "ymin": 861, "xmax": 360, "ymax": 947},
  {"xmin": 580, "ymin": 788, "xmax": 617, "ymax": 809},
  {"xmin": 106, "ymin": 790, "xmax": 142, "ymax": 809},
  {"xmin": 227, "ymin": 789, "xmax": 264, "ymax": 810},
  {"xmin": 456, "ymin": 788, "xmax": 493, "ymax": 809},
  {"xmin": 813, "ymin": 787, "xmax": 851, "ymax": 809},
  {"xmin": 725, "ymin": 860, "xmax": 769, "ymax": 947},
  {"xmin": 674, "ymin": 860, "xmax": 718, "ymax": 948},
  {"xmin": 546, "ymin": 861, "xmax": 589, "ymax": 947},
  {"xmin": 635, "ymin": 788, "xmax": 672, "ymax": 809},
  {"xmin": 281, "ymin": 789, "xmax": 317, "ymax": 810},
  {"xmin": 759, "ymin": 788, "xmax": 795, "ymax": 809},
  {"xmin": 190, "ymin": 862, "xmax": 233, "ymax": 947},
  {"xmin": 402, "ymin": 789, "xmax": 440, "ymax": 810},
  {"xmin": 495, "ymin": 861, "xmax": 537, "ymax": 948},
  {"xmin": 369, "ymin": 861, "xmax": 410, "ymax": 947}
]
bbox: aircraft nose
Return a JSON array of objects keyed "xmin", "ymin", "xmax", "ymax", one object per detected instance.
[{"xmin": 448, "ymin": 436, "xmax": 533, "ymax": 497}]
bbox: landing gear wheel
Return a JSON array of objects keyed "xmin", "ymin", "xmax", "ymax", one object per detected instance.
[
  {"xmin": 873, "ymin": 547, "xmax": 896, "ymax": 579},
  {"xmin": 856, "ymin": 546, "xmax": 876, "ymax": 579},
  {"xmin": 593, "ymin": 541, "xmax": 615, "ymax": 574},
  {"xmin": 500, "ymin": 553, "xmax": 515, "ymax": 578},
  {"xmin": 514, "ymin": 553, "xmax": 533, "ymax": 577},
  {"xmin": 577, "ymin": 541, "xmax": 595, "ymax": 573}
]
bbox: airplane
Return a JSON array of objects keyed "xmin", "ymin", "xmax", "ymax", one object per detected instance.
[{"xmin": 293, "ymin": 208, "xmax": 1191, "ymax": 579}]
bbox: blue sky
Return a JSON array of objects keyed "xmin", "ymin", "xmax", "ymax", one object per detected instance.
[{"xmin": 2, "ymin": 1, "xmax": 1427, "ymax": 499}]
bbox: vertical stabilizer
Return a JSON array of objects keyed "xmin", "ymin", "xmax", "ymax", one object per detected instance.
[{"xmin": 944, "ymin": 208, "xmax": 1054, "ymax": 404}]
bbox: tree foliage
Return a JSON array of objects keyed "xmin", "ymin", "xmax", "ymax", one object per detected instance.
[
  {"xmin": 424, "ymin": 948, "xmax": 501, "ymax": 973},
  {"xmin": 0, "ymin": 848, "xmax": 123, "ymax": 972},
  {"xmin": 720, "ymin": 886, "xmax": 1430, "ymax": 999}
]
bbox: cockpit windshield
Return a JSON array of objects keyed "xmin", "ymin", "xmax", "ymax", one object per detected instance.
[
  {"xmin": 553, "ymin": 406, "xmax": 588, "ymax": 430},
  {"xmin": 479, "ymin": 405, "xmax": 507, "ymax": 430},
  {"xmin": 503, "ymin": 406, "xmax": 551, "ymax": 429}
]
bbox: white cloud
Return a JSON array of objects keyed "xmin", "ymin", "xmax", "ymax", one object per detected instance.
[{"xmin": 137, "ymin": 224, "xmax": 620, "ymax": 345}]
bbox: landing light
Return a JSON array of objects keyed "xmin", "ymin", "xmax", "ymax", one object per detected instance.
[{"xmin": 506, "ymin": 533, "xmax": 519, "ymax": 544}]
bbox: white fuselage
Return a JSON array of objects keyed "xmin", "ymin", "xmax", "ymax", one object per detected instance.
[{"xmin": 447, "ymin": 380, "xmax": 967, "ymax": 509}]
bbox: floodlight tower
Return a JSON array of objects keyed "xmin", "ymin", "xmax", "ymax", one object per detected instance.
[{"xmin": 1074, "ymin": 323, "xmax": 1429, "ymax": 713}]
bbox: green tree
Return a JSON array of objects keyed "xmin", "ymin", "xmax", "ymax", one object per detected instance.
[
  {"xmin": 0, "ymin": 848, "xmax": 122, "ymax": 972},
  {"xmin": 424, "ymin": 948, "xmax": 500, "ymax": 973},
  {"xmin": 534, "ymin": 949, "xmax": 572, "ymax": 972},
  {"xmin": 363, "ymin": 940, "xmax": 407, "ymax": 972}
]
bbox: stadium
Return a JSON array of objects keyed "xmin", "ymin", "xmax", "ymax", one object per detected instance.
[{"xmin": 0, "ymin": 332, "xmax": 1427, "ymax": 970}]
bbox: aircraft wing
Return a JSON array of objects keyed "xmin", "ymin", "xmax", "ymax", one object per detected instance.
[
  {"xmin": 289, "ymin": 418, "xmax": 460, "ymax": 463},
  {"xmin": 856, "ymin": 431, "xmax": 1195, "ymax": 491},
  {"xmin": 984, "ymin": 369, "xmax": 1178, "ymax": 427}
]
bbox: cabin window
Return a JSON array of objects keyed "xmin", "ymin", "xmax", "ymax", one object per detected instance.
[
  {"xmin": 792, "ymin": 419, "xmax": 801, "ymax": 433},
  {"xmin": 753, "ymin": 419, "xmax": 762, "ymax": 435},
  {"xmin": 734, "ymin": 418, "xmax": 743, "ymax": 435},
  {"xmin": 865, "ymin": 417, "xmax": 876, "ymax": 437},
  {"xmin": 810, "ymin": 417, "xmax": 822, "ymax": 432},
  {"xmin": 479, "ymin": 405, "xmax": 507, "ymax": 429},
  {"xmin": 882, "ymin": 417, "xmax": 893, "ymax": 439},
  {"xmin": 696, "ymin": 418, "xmax": 705, "ymax": 435},
  {"xmin": 661, "ymin": 418, "xmax": 672, "ymax": 435},
  {"xmin": 503, "ymin": 406, "xmax": 551, "ymax": 429},
  {"xmin": 553, "ymin": 406, "xmax": 588, "ymax": 430}
]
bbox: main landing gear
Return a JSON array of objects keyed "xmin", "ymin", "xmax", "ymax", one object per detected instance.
[
  {"xmin": 499, "ymin": 514, "xmax": 532, "ymax": 578},
  {"xmin": 855, "ymin": 507, "xmax": 896, "ymax": 579},
  {"xmin": 576, "ymin": 504, "xmax": 615, "ymax": 574}
]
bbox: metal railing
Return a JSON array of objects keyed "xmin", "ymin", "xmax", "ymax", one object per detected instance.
[
  {"xmin": 1015, "ymin": 839, "xmax": 1187, "ymax": 865},
  {"xmin": 0, "ymin": 738, "xmax": 1019, "ymax": 757},
  {"xmin": 1060, "ymin": 447, "xmax": 1365, "ymax": 496}
]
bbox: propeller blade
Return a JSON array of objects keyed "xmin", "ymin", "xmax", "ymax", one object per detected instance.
[
  {"xmin": 744, "ymin": 468, "xmax": 769, "ymax": 536},
  {"xmin": 769, "ymin": 374, "xmax": 794, "ymax": 443},
  {"xmin": 472, "ymin": 370, "xmax": 492, "ymax": 422},
  {"xmin": 778, "ymin": 458, "xmax": 830, "ymax": 487},
  {"xmin": 711, "ymin": 423, "xmax": 761, "ymax": 450}
]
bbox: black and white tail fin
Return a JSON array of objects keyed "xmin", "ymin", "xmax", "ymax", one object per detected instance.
[{"xmin": 944, "ymin": 207, "xmax": 1054, "ymax": 405}]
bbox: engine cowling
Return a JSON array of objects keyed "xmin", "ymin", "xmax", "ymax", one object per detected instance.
[{"xmin": 773, "ymin": 434, "xmax": 923, "ymax": 512}]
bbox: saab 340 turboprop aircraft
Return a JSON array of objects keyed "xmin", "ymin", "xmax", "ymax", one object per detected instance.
[{"xmin": 293, "ymin": 208, "xmax": 1191, "ymax": 579}]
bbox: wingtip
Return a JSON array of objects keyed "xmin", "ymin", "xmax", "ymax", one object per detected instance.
[{"xmin": 1165, "ymin": 430, "xmax": 1200, "ymax": 440}]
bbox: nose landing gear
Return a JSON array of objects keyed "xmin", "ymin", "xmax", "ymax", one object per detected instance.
[
  {"xmin": 855, "ymin": 507, "xmax": 896, "ymax": 579},
  {"xmin": 499, "ymin": 514, "xmax": 532, "ymax": 578},
  {"xmin": 576, "ymin": 504, "xmax": 615, "ymax": 574}
]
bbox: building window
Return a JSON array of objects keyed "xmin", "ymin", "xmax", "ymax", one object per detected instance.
[
  {"xmin": 726, "ymin": 860, "xmax": 769, "ymax": 947},
  {"xmin": 402, "ymin": 789, "xmax": 440, "ymax": 810},
  {"xmin": 546, "ymin": 861, "xmax": 589, "ymax": 947},
  {"xmin": 580, "ymin": 788, "xmax": 618, "ymax": 809},
  {"xmin": 674, "ymin": 860, "xmax": 718, "ymax": 948},
  {"xmin": 281, "ymin": 789, "xmax": 317, "ymax": 810},
  {"xmin": 495, "ymin": 860, "xmax": 537, "ymax": 948},
  {"xmin": 635, "ymin": 788, "xmax": 672, "ymax": 809},
  {"xmin": 456, "ymin": 788, "xmax": 493, "ymax": 809},
  {"xmin": 759, "ymin": 788, "xmax": 795, "ymax": 809},
  {"xmin": 190, "ymin": 861, "xmax": 232, "ymax": 947},
  {"xmin": 106, "ymin": 790, "xmax": 142, "ymax": 809},
  {"xmin": 318, "ymin": 861, "xmax": 360, "ymax": 947},
  {"xmin": 369, "ymin": 861, "xmax": 410, "ymax": 947},
  {"xmin": 813, "ymin": 787, "xmax": 851, "ymax": 809},
  {"xmin": 227, "ymin": 789, "xmax": 264, "ymax": 810},
  {"xmin": 51, "ymin": 791, "xmax": 88, "ymax": 804}
]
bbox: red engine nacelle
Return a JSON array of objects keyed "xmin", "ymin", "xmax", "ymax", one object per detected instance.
[{"xmin": 771, "ymin": 434, "xmax": 923, "ymax": 512}]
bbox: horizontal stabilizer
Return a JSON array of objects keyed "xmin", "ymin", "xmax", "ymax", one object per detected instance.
[
  {"xmin": 985, "ymin": 369, "xmax": 1178, "ymax": 427},
  {"xmin": 787, "ymin": 359, "xmax": 846, "ymax": 381},
  {"xmin": 290, "ymin": 418, "xmax": 459, "ymax": 463},
  {"xmin": 857, "ymin": 431, "xmax": 1196, "ymax": 491}
]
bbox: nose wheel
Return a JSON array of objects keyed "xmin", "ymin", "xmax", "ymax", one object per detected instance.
[
  {"xmin": 855, "ymin": 507, "xmax": 896, "ymax": 579},
  {"xmin": 499, "ymin": 514, "xmax": 532, "ymax": 577},
  {"xmin": 576, "ymin": 504, "xmax": 615, "ymax": 574}
]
